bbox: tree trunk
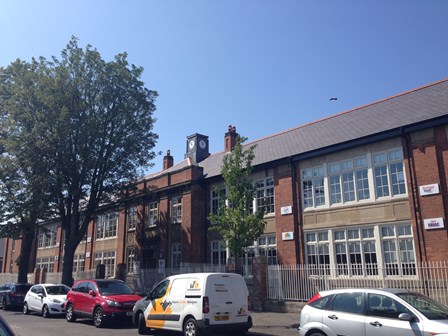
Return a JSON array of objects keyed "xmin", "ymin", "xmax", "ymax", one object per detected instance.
[
  {"xmin": 61, "ymin": 241, "xmax": 76, "ymax": 286},
  {"xmin": 17, "ymin": 226, "xmax": 35, "ymax": 283}
]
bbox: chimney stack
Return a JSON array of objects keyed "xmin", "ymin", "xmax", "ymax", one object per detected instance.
[
  {"xmin": 224, "ymin": 125, "xmax": 238, "ymax": 152},
  {"xmin": 163, "ymin": 150, "xmax": 173, "ymax": 170}
]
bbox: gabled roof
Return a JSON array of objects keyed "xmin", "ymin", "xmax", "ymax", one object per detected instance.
[{"xmin": 199, "ymin": 78, "xmax": 448, "ymax": 178}]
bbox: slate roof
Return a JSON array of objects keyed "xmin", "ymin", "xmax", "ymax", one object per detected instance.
[{"xmin": 147, "ymin": 78, "xmax": 448, "ymax": 181}]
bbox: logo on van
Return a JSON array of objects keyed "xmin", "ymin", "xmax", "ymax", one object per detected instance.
[
  {"xmin": 237, "ymin": 307, "xmax": 246, "ymax": 316},
  {"xmin": 161, "ymin": 299, "xmax": 172, "ymax": 311},
  {"xmin": 188, "ymin": 280, "xmax": 200, "ymax": 291}
]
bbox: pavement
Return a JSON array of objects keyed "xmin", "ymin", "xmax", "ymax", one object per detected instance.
[{"xmin": 250, "ymin": 311, "xmax": 299, "ymax": 336}]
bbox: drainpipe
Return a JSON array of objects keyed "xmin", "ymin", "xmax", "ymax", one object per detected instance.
[
  {"xmin": 290, "ymin": 157, "xmax": 301, "ymax": 264},
  {"xmin": 402, "ymin": 127, "xmax": 425, "ymax": 262}
]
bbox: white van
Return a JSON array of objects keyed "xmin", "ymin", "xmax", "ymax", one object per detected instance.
[{"xmin": 137, "ymin": 272, "xmax": 252, "ymax": 336}]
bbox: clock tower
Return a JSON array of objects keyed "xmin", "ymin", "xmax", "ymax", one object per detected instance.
[{"xmin": 185, "ymin": 133, "xmax": 209, "ymax": 162}]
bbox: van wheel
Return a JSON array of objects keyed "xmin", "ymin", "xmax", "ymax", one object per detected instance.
[
  {"xmin": 183, "ymin": 318, "xmax": 201, "ymax": 336},
  {"xmin": 138, "ymin": 313, "xmax": 149, "ymax": 335}
]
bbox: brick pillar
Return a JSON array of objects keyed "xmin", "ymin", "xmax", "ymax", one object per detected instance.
[{"xmin": 251, "ymin": 256, "xmax": 267, "ymax": 312}]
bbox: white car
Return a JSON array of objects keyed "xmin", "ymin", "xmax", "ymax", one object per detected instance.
[
  {"xmin": 23, "ymin": 283, "xmax": 70, "ymax": 318},
  {"xmin": 298, "ymin": 288, "xmax": 448, "ymax": 336}
]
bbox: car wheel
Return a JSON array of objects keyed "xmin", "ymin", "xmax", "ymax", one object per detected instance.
[
  {"xmin": 42, "ymin": 304, "xmax": 50, "ymax": 318},
  {"xmin": 138, "ymin": 312, "xmax": 149, "ymax": 335},
  {"xmin": 23, "ymin": 302, "xmax": 30, "ymax": 315},
  {"xmin": 65, "ymin": 303, "xmax": 77, "ymax": 322},
  {"xmin": 93, "ymin": 306, "xmax": 104, "ymax": 328},
  {"xmin": 183, "ymin": 318, "xmax": 201, "ymax": 336},
  {"xmin": 307, "ymin": 331, "xmax": 326, "ymax": 336},
  {"xmin": 2, "ymin": 298, "xmax": 8, "ymax": 311}
]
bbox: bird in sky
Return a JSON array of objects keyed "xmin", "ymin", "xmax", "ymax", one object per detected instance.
[{"xmin": 329, "ymin": 97, "xmax": 338, "ymax": 101}]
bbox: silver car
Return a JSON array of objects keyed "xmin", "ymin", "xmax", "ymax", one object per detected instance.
[{"xmin": 298, "ymin": 288, "xmax": 448, "ymax": 336}]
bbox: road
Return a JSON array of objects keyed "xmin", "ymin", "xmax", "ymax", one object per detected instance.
[{"xmin": 0, "ymin": 309, "xmax": 298, "ymax": 336}]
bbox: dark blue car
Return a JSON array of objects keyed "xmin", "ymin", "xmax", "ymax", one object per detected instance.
[{"xmin": 0, "ymin": 283, "xmax": 33, "ymax": 310}]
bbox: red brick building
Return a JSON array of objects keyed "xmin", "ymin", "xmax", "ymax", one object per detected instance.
[{"xmin": 2, "ymin": 78, "xmax": 448, "ymax": 279}]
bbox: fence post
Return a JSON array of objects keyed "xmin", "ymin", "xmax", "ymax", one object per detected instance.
[
  {"xmin": 96, "ymin": 264, "xmax": 106, "ymax": 279},
  {"xmin": 251, "ymin": 255, "xmax": 267, "ymax": 311},
  {"xmin": 32, "ymin": 268, "xmax": 41, "ymax": 284},
  {"xmin": 40, "ymin": 268, "xmax": 47, "ymax": 283}
]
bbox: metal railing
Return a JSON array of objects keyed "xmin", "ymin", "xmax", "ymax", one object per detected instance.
[{"xmin": 267, "ymin": 261, "xmax": 448, "ymax": 305}]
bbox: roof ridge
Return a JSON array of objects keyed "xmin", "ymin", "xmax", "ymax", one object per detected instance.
[{"xmin": 243, "ymin": 77, "xmax": 448, "ymax": 148}]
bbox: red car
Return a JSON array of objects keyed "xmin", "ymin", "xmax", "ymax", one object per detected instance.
[{"xmin": 65, "ymin": 279, "xmax": 141, "ymax": 328}]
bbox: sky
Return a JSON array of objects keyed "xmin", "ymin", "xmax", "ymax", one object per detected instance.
[{"xmin": 1, "ymin": 0, "xmax": 448, "ymax": 173}]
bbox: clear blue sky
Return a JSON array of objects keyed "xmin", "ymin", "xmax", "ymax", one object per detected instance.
[{"xmin": 1, "ymin": 1, "xmax": 447, "ymax": 173}]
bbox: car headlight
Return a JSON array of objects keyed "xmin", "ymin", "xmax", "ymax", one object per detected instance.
[
  {"xmin": 50, "ymin": 299, "xmax": 62, "ymax": 304},
  {"xmin": 106, "ymin": 300, "xmax": 122, "ymax": 307}
]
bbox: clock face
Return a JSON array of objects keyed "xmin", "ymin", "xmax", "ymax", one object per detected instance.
[
  {"xmin": 199, "ymin": 139, "xmax": 206, "ymax": 149},
  {"xmin": 188, "ymin": 139, "xmax": 195, "ymax": 149}
]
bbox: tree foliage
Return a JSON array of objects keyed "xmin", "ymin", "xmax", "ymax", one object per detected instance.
[
  {"xmin": 0, "ymin": 36, "xmax": 158, "ymax": 284},
  {"xmin": 208, "ymin": 135, "xmax": 266, "ymax": 262}
]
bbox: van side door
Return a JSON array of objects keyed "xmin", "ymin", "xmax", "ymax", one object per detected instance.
[{"xmin": 163, "ymin": 277, "xmax": 189, "ymax": 331}]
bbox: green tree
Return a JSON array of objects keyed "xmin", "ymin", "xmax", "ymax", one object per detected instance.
[
  {"xmin": 0, "ymin": 36, "xmax": 158, "ymax": 285},
  {"xmin": 208, "ymin": 135, "xmax": 266, "ymax": 271}
]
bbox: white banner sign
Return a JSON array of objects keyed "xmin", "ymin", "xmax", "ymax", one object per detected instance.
[
  {"xmin": 419, "ymin": 183, "xmax": 440, "ymax": 196},
  {"xmin": 282, "ymin": 231, "xmax": 294, "ymax": 241},
  {"xmin": 424, "ymin": 218, "xmax": 445, "ymax": 230}
]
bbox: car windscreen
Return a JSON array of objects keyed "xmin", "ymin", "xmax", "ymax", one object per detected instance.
[
  {"xmin": 96, "ymin": 281, "xmax": 133, "ymax": 295},
  {"xmin": 398, "ymin": 293, "xmax": 448, "ymax": 320},
  {"xmin": 15, "ymin": 285, "xmax": 32, "ymax": 292},
  {"xmin": 45, "ymin": 285, "xmax": 70, "ymax": 295}
]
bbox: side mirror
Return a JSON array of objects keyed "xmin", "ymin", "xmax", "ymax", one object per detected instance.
[
  {"xmin": 88, "ymin": 290, "xmax": 96, "ymax": 297},
  {"xmin": 398, "ymin": 313, "xmax": 416, "ymax": 322}
]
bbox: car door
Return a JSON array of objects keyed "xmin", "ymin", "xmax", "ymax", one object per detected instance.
[
  {"xmin": 144, "ymin": 279, "xmax": 170, "ymax": 329},
  {"xmin": 365, "ymin": 293, "xmax": 423, "ymax": 336},
  {"xmin": 322, "ymin": 292, "xmax": 366, "ymax": 336},
  {"xmin": 27, "ymin": 286, "xmax": 40, "ymax": 312},
  {"xmin": 83, "ymin": 282, "xmax": 97, "ymax": 315}
]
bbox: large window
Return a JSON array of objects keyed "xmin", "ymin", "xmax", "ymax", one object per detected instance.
[
  {"xmin": 126, "ymin": 247, "xmax": 135, "ymax": 273},
  {"xmin": 127, "ymin": 206, "xmax": 137, "ymax": 231},
  {"xmin": 38, "ymin": 225, "xmax": 57, "ymax": 248},
  {"xmin": 96, "ymin": 213, "xmax": 118, "ymax": 240},
  {"xmin": 211, "ymin": 187, "xmax": 226, "ymax": 216},
  {"xmin": 258, "ymin": 236, "xmax": 277, "ymax": 265},
  {"xmin": 302, "ymin": 166, "xmax": 325, "ymax": 208},
  {"xmin": 171, "ymin": 243, "xmax": 181, "ymax": 269},
  {"xmin": 302, "ymin": 148, "xmax": 406, "ymax": 209},
  {"xmin": 373, "ymin": 149, "xmax": 406, "ymax": 198},
  {"xmin": 305, "ymin": 223, "xmax": 416, "ymax": 277},
  {"xmin": 36, "ymin": 257, "xmax": 55, "ymax": 272},
  {"xmin": 255, "ymin": 177, "xmax": 275, "ymax": 214},
  {"xmin": 171, "ymin": 196, "xmax": 182, "ymax": 223},
  {"xmin": 73, "ymin": 254, "xmax": 85, "ymax": 273},
  {"xmin": 211, "ymin": 240, "xmax": 227, "ymax": 269},
  {"xmin": 95, "ymin": 251, "xmax": 116, "ymax": 278},
  {"xmin": 145, "ymin": 202, "xmax": 158, "ymax": 228}
]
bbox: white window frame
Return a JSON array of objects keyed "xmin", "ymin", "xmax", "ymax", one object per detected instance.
[
  {"xmin": 171, "ymin": 196, "xmax": 182, "ymax": 224},
  {"xmin": 127, "ymin": 206, "xmax": 137, "ymax": 231},
  {"xmin": 145, "ymin": 201, "xmax": 158, "ymax": 228},
  {"xmin": 96, "ymin": 212, "xmax": 118, "ymax": 240},
  {"xmin": 94, "ymin": 251, "xmax": 116, "ymax": 278}
]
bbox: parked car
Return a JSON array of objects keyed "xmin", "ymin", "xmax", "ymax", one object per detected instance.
[
  {"xmin": 0, "ymin": 314, "xmax": 16, "ymax": 336},
  {"xmin": 23, "ymin": 283, "xmax": 70, "ymax": 317},
  {"xmin": 0, "ymin": 283, "xmax": 33, "ymax": 310},
  {"xmin": 138, "ymin": 272, "xmax": 252, "ymax": 336},
  {"xmin": 64, "ymin": 279, "xmax": 141, "ymax": 328},
  {"xmin": 298, "ymin": 288, "xmax": 448, "ymax": 336}
]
